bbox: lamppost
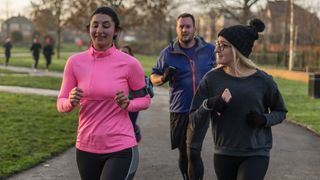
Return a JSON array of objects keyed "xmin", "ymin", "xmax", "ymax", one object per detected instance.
[{"xmin": 288, "ymin": 0, "xmax": 294, "ymax": 71}]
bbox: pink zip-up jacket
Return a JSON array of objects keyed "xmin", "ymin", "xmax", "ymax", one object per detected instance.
[{"xmin": 57, "ymin": 45, "xmax": 151, "ymax": 154}]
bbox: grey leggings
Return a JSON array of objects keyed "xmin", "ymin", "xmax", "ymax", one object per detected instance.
[{"xmin": 76, "ymin": 147, "xmax": 139, "ymax": 180}]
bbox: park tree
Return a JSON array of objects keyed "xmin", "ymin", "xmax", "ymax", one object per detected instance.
[
  {"xmin": 65, "ymin": 0, "xmax": 173, "ymax": 53},
  {"xmin": 30, "ymin": 9, "xmax": 55, "ymax": 36},
  {"xmin": 31, "ymin": 0, "xmax": 69, "ymax": 59},
  {"xmin": 141, "ymin": 0, "xmax": 172, "ymax": 52},
  {"xmin": 65, "ymin": 0, "xmax": 144, "ymax": 32},
  {"xmin": 65, "ymin": 0, "xmax": 172, "ymax": 32},
  {"xmin": 198, "ymin": 0, "xmax": 262, "ymax": 24},
  {"xmin": 31, "ymin": 0, "xmax": 177, "ymax": 54}
]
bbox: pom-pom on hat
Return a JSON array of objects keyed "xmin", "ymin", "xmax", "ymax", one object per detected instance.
[{"xmin": 218, "ymin": 18, "xmax": 265, "ymax": 57}]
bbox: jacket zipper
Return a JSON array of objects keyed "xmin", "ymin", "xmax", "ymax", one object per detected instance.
[
  {"xmin": 88, "ymin": 55, "xmax": 96, "ymax": 97},
  {"xmin": 172, "ymin": 51, "xmax": 197, "ymax": 96},
  {"xmin": 189, "ymin": 58, "xmax": 196, "ymax": 96}
]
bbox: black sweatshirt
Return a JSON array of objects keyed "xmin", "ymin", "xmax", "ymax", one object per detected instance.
[{"xmin": 189, "ymin": 67, "xmax": 287, "ymax": 157}]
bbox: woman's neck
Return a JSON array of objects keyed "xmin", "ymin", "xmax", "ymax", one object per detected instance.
[
  {"xmin": 94, "ymin": 43, "xmax": 113, "ymax": 52},
  {"xmin": 223, "ymin": 64, "xmax": 256, "ymax": 77}
]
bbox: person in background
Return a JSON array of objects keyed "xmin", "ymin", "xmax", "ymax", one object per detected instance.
[
  {"xmin": 120, "ymin": 45, "xmax": 142, "ymax": 143},
  {"xmin": 3, "ymin": 38, "xmax": 12, "ymax": 66},
  {"xmin": 75, "ymin": 37, "xmax": 83, "ymax": 50},
  {"xmin": 150, "ymin": 13, "xmax": 215, "ymax": 180},
  {"xmin": 57, "ymin": 7, "xmax": 151, "ymax": 180},
  {"xmin": 189, "ymin": 19, "xmax": 287, "ymax": 180},
  {"xmin": 120, "ymin": 45, "xmax": 154, "ymax": 143},
  {"xmin": 43, "ymin": 37, "xmax": 54, "ymax": 72},
  {"xmin": 120, "ymin": 45, "xmax": 133, "ymax": 56},
  {"xmin": 30, "ymin": 37, "xmax": 42, "ymax": 71}
]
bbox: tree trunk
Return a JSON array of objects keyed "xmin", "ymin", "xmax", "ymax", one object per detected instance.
[
  {"xmin": 56, "ymin": 5, "xmax": 61, "ymax": 60},
  {"xmin": 57, "ymin": 27, "xmax": 61, "ymax": 59}
]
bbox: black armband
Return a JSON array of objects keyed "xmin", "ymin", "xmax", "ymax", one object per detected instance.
[{"xmin": 131, "ymin": 87, "xmax": 148, "ymax": 98}]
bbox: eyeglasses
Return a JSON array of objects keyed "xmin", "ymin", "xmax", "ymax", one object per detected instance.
[{"xmin": 215, "ymin": 41, "xmax": 231, "ymax": 52}]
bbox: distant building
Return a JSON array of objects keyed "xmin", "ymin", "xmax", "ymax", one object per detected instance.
[
  {"xmin": 197, "ymin": 1, "xmax": 320, "ymax": 53},
  {"xmin": 1, "ymin": 15, "xmax": 34, "ymax": 41},
  {"xmin": 196, "ymin": 9, "xmax": 247, "ymax": 43},
  {"xmin": 260, "ymin": 0, "xmax": 320, "ymax": 52}
]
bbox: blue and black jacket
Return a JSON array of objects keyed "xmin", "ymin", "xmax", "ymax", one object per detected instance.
[{"xmin": 152, "ymin": 36, "xmax": 215, "ymax": 112}]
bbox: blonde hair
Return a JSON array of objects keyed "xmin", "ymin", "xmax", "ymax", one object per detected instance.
[{"xmin": 214, "ymin": 45, "xmax": 258, "ymax": 76}]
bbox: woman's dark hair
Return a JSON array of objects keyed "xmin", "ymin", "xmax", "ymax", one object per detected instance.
[{"xmin": 87, "ymin": 6, "xmax": 121, "ymax": 40}]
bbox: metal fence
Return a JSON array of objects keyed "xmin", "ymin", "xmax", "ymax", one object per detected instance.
[{"xmin": 252, "ymin": 51, "xmax": 320, "ymax": 72}]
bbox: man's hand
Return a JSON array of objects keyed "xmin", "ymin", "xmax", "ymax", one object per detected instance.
[{"xmin": 161, "ymin": 66, "xmax": 176, "ymax": 83}]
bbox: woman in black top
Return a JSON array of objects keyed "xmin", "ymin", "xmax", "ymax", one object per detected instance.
[
  {"xmin": 189, "ymin": 19, "xmax": 287, "ymax": 180},
  {"xmin": 3, "ymin": 38, "xmax": 12, "ymax": 66},
  {"xmin": 43, "ymin": 37, "xmax": 54, "ymax": 71},
  {"xmin": 30, "ymin": 37, "xmax": 42, "ymax": 71},
  {"xmin": 120, "ymin": 45, "xmax": 142, "ymax": 142}
]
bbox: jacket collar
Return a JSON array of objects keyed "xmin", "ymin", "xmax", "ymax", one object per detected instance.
[
  {"xmin": 89, "ymin": 44, "xmax": 116, "ymax": 59},
  {"xmin": 170, "ymin": 36, "xmax": 207, "ymax": 54}
]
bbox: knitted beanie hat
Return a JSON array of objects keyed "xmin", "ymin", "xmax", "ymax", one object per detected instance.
[{"xmin": 218, "ymin": 19, "xmax": 265, "ymax": 57}]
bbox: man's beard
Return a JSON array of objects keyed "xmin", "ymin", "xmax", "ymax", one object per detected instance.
[{"xmin": 180, "ymin": 35, "xmax": 193, "ymax": 44}]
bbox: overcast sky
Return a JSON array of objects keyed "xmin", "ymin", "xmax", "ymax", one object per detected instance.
[
  {"xmin": 0, "ymin": 0, "xmax": 32, "ymax": 20},
  {"xmin": 0, "ymin": 0, "xmax": 268, "ymax": 20},
  {"xmin": 0, "ymin": 0, "xmax": 318, "ymax": 20}
]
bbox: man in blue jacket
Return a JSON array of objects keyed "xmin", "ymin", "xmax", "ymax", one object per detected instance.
[{"xmin": 150, "ymin": 13, "xmax": 215, "ymax": 180}]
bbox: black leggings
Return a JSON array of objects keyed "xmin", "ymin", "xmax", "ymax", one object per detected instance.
[
  {"xmin": 44, "ymin": 55, "xmax": 52, "ymax": 69},
  {"xmin": 33, "ymin": 54, "xmax": 39, "ymax": 69},
  {"xmin": 214, "ymin": 154, "xmax": 269, "ymax": 180},
  {"xmin": 76, "ymin": 147, "xmax": 139, "ymax": 180},
  {"xmin": 5, "ymin": 54, "xmax": 10, "ymax": 66}
]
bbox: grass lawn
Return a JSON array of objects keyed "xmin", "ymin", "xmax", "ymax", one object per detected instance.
[
  {"xmin": 0, "ymin": 53, "xmax": 159, "ymax": 90},
  {"xmin": 0, "ymin": 92, "xmax": 78, "ymax": 178},
  {"xmin": 1, "ymin": 52, "xmax": 158, "ymax": 74},
  {"xmin": 2, "ymin": 54, "xmax": 72, "ymax": 72},
  {"xmin": 275, "ymin": 78, "xmax": 320, "ymax": 133},
  {"xmin": 0, "ymin": 74, "xmax": 62, "ymax": 90},
  {"xmin": 135, "ymin": 54, "xmax": 158, "ymax": 76}
]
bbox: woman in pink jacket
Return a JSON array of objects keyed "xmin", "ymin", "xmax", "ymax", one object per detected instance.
[{"xmin": 57, "ymin": 7, "xmax": 151, "ymax": 180}]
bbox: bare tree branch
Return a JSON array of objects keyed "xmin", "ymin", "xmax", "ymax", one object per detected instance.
[{"xmin": 196, "ymin": 0, "xmax": 262, "ymax": 24}]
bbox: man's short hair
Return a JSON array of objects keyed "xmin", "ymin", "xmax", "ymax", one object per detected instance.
[{"xmin": 177, "ymin": 13, "xmax": 195, "ymax": 26}]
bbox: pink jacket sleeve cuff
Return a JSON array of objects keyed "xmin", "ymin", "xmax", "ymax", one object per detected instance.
[
  {"xmin": 57, "ymin": 98, "xmax": 74, "ymax": 113},
  {"xmin": 127, "ymin": 95, "xmax": 151, "ymax": 112}
]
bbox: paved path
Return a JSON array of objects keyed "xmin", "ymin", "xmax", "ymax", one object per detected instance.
[
  {"xmin": 0, "ymin": 52, "xmax": 76, "ymax": 58},
  {"xmin": 0, "ymin": 85, "xmax": 58, "ymax": 96},
  {"xmin": 1, "ymin": 65, "xmax": 320, "ymax": 180},
  {"xmin": 0, "ymin": 65, "xmax": 62, "ymax": 78}
]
